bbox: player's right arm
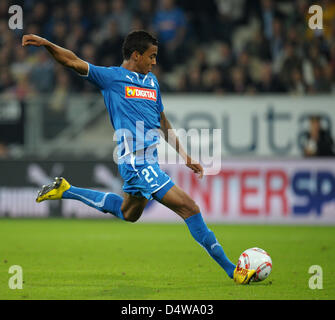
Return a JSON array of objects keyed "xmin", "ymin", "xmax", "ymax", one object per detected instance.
[
  {"xmin": 22, "ymin": 34, "xmax": 88, "ymax": 75},
  {"xmin": 160, "ymin": 111, "xmax": 204, "ymax": 179}
]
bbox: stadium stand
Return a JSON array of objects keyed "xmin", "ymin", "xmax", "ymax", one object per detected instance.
[
  {"xmin": 0, "ymin": 0, "xmax": 334, "ymax": 158},
  {"xmin": 1, "ymin": 0, "xmax": 335, "ymax": 97}
]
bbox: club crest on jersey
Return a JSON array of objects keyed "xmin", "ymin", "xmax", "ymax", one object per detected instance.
[{"xmin": 125, "ymin": 86, "xmax": 157, "ymax": 101}]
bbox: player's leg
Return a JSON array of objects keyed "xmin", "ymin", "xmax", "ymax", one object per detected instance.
[
  {"xmin": 63, "ymin": 187, "xmax": 148, "ymax": 222},
  {"xmin": 155, "ymin": 184, "xmax": 236, "ymax": 279},
  {"xmin": 154, "ymin": 184, "xmax": 199, "ymax": 220},
  {"xmin": 36, "ymin": 177, "xmax": 148, "ymax": 222},
  {"xmin": 156, "ymin": 184, "xmax": 255, "ymax": 283},
  {"xmin": 120, "ymin": 193, "xmax": 149, "ymax": 222},
  {"xmin": 62, "ymin": 184, "xmax": 124, "ymax": 219},
  {"xmin": 155, "ymin": 184, "xmax": 236, "ymax": 278}
]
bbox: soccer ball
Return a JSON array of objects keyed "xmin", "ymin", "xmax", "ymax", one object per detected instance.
[{"xmin": 237, "ymin": 247, "xmax": 272, "ymax": 282}]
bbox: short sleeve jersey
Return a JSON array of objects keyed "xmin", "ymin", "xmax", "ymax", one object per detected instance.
[{"xmin": 83, "ymin": 63, "xmax": 164, "ymax": 158}]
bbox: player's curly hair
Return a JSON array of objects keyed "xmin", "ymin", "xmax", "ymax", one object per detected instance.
[{"xmin": 122, "ymin": 30, "xmax": 158, "ymax": 60}]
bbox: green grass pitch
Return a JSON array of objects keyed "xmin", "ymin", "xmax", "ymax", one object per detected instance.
[{"xmin": 0, "ymin": 219, "xmax": 334, "ymax": 300}]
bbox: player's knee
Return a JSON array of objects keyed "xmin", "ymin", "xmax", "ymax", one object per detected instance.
[
  {"xmin": 125, "ymin": 216, "xmax": 139, "ymax": 223},
  {"xmin": 123, "ymin": 214, "xmax": 139, "ymax": 223},
  {"xmin": 122, "ymin": 208, "xmax": 142, "ymax": 223},
  {"xmin": 123, "ymin": 212, "xmax": 139, "ymax": 223},
  {"xmin": 189, "ymin": 200, "xmax": 200, "ymax": 215},
  {"xmin": 183, "ymin": 199, "xmax": 200, "ymax": 218}
]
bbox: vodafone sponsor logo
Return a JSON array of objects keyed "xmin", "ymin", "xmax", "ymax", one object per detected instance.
[{"xmin": 125, "ymin": 86, "xmax": 157, "ymax": 101}]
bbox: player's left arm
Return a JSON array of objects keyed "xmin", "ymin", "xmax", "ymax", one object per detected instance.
[{"xmin": 160, "ymin": 111, "xmax": 204, "ymax": 179}]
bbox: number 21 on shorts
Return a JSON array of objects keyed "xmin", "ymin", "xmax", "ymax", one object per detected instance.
[{"xmin": 141, "ymin": 165, "xmax": 158, "ymax": 183}]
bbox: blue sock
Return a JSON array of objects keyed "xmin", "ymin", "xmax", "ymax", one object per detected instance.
[
  {"xmin": 185, "ymin": 213, "xmax": 236, "ymax": 278},
  {"xmin": 62, "ymin": 186, "xmax": 124, "ymax": 220}
]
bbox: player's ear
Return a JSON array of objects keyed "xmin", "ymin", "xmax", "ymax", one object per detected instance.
[{"xmin": 131, "ymin": 51, "xmax": 141, "ymax": 62}]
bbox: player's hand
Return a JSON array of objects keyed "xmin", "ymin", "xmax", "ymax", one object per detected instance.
[
  {"xmin": 185, "ymin": 157, "xmax": 204, "ymax": 179},
  {"xmin": 22, "ymin": 34, "xmax": 47, "ymax": 47}
]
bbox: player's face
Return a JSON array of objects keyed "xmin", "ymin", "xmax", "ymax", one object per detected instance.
[{"xmin": 137, "ymin": 44, "xmax": 158, "ymax": 74}]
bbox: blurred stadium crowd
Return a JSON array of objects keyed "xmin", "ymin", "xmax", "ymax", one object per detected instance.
[{"xmin": 1, "ymin": 0, "xmax": 335, "ymax": 98}]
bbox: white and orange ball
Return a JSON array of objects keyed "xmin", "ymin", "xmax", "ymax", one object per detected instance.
[{"xmin": 237, "ymin": 247, "xmax": 272, "ymax": 282}]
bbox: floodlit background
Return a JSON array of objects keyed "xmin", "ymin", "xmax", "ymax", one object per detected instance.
[{"xmin": 0, "ymin": 0, "xmax": 335, "ymax": 223}]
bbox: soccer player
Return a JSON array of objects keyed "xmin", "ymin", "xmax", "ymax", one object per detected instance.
[{"xmin": 22, "ymin": 31, "xmax": 255, "ymax": 284}]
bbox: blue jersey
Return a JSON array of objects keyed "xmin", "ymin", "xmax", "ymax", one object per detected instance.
[{"xmin": 83, "ymin": 63, "xmax": 164, "ymax": 160}]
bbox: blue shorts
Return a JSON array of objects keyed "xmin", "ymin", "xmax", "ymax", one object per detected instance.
[{"xmin": 118, "ymin": 154, "xmax": 174, "ymax": 201}]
